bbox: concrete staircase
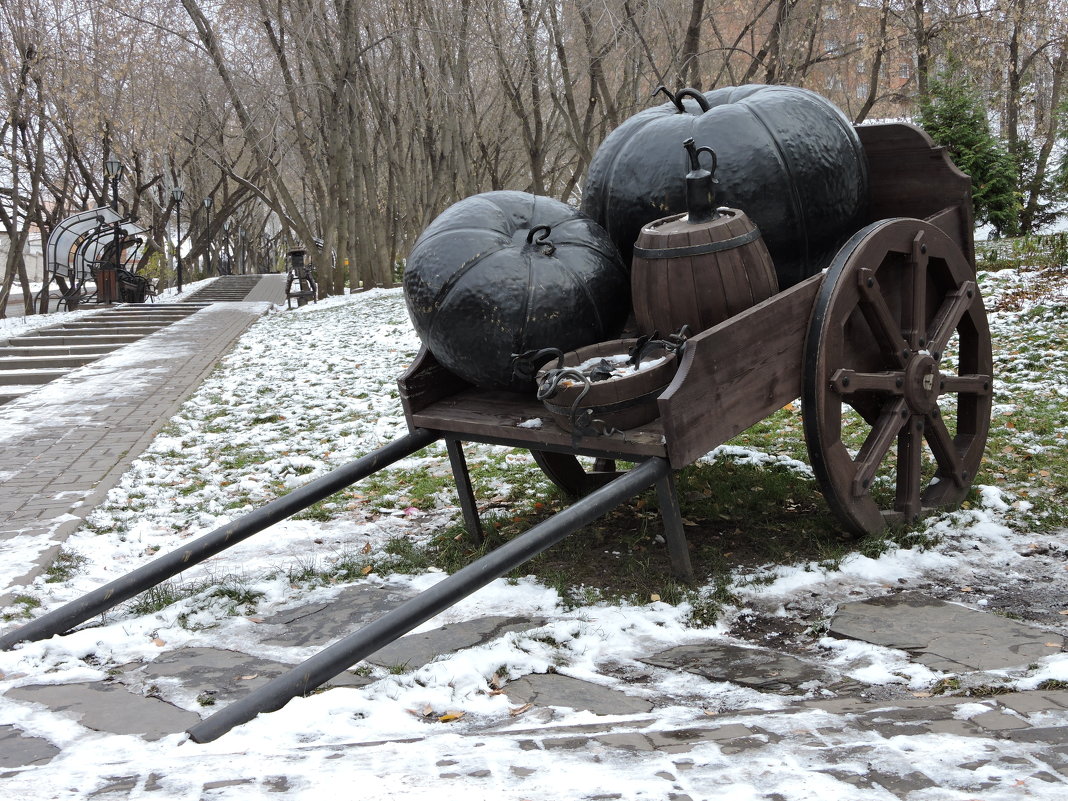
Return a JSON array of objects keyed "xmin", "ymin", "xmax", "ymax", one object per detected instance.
[
  {"xmin": 182, "ymin": 275, "xmax": 266, "ymax": 303},
  {"xmin": 0, "ymin": 304, "xmax": 207, "ymax": 406}
]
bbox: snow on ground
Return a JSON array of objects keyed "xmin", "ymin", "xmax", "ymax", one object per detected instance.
[{"xmin": 1, "ymin": 268, "xmax": 1067, "ymax": 799}]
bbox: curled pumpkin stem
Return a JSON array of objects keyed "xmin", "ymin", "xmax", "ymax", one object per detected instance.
[{"xmin": 653, "ymin": 85, "xmax": 710, "ymax": 113}]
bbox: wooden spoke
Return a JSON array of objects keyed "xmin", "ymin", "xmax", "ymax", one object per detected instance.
[
  {"xmin": 896, "ymin": 416, "xmax": 925, "ymax": 520},
  {"xmin": 940, "ymin": 373, "xmax": 992, "ymax": 395},
  {"xmin": 904, "ymin": 231, "xmax": 929, "ymax": 351},
  {"xmin": 922, "ymin": 411, "xmax": 966, "ymax": 489},
  {"xmin": 851, "ymin": 397, "xmax": 909, "ymax": 497},
  {"xmin": 803, "ymin": 219, "xmax": 993, "ymax": 535},
  {"xmin": 829, "ymin": 369, "xmax": 904, "ymax": 395},
  {"xmin": 926, "ymin": 280, "xmax": 977, "ymax": 360},
  {"xmin": 857, "ymin": 269, "xmax": 910, "ymax": 368}
]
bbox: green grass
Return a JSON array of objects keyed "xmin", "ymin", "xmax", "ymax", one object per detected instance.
[
  {"xmin": 125, "ymin": 574, "xmax": 264, "ymax": 621},
  {"xmin": 2, "ymin": 593, "xmax": 41, "ymax": 621},
  {"xmin": 44, "ymin": 548, "xmax": 88, "ymax": 583}
]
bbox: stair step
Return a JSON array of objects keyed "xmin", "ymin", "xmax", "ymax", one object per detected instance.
[
  {"xmin": 0, "ymin": 368, "xmax": 71, "ymax": 385},
  {"xmin": 43, "ymin": 325, "xmax": 165, "ymax": 335},
  {"xmin": 0, "ymin": 344, "xmax": 121, "ymax": 357},
  {"xmin": 0, "ymin": 354, "xmax": 101, "ymax": 370},
  {"xmin": 0, "ymin": 385, "xmax": 39, "ymax": 405},
  {"xmin": 8, "ymin": 334, "xmax": 144, "ymax": 346}
]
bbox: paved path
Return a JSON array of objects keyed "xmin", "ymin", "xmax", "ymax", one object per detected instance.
[{"xmin": 0, "ymin": 291, "xmax": 277, "ymax": 602}]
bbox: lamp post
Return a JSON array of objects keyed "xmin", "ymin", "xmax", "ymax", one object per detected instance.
[
  {"xmin": 222, "ymin": 218, "xmax": 231, "ymax": 275},
  {"xmin": 102, "ymin": 157, "xmax": 125, "ymax": 304},
  {"xmin": 203, "ymin": 196, "xmax": 213, "ymax": 276},
  {"xmin": 172, "ymin": 186, "xmax": 185, "ymax": 293}
]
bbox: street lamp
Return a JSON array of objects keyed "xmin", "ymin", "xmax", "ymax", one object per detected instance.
[
  {"xmin": 203, "ymin": 196, "xmax": 213, "ymax": 275},
  {"xmin": 172, "ymin": 186, "xmax": 185, "ymax": 293},
  {"xmin": 102, "ymin": 157, "xmax": 125, "ymax": 304},
  {"xmin": 222, "ymin": 218, "xmax": 231, "ymax": 274}
]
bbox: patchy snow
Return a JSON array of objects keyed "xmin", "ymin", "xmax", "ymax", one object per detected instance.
[{"xmin": 0, "ymin": 266, "xmax": 1067, "ymax": 798}]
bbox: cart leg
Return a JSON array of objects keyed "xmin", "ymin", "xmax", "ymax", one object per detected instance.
[
  {"xmin": 446, "ymin": 438, "xmax": 484, "ymax": 544},
  {"xmin": 656, "ymin": 472, "xmax": 695, "ymax": 584}
]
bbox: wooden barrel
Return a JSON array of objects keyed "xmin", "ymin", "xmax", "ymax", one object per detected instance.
[
  {"xmin": 631, "ymin": 208, "xmax": 779, "ymax": 336},
  {"xmin": 535, "ymin": 339, "xmax": 678, "ymax": 433}
]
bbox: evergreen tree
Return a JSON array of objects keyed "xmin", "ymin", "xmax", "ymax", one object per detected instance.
[{"xmin": 918, "ymin": 70, "xmax": 1021, "ymax": 238}]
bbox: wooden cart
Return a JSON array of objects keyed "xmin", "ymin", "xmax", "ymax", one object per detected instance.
[
  {"xmin": 398, "ymin": 122, "xmax": 992, "ymax": 582},
  {"xmin": 2, "ymin": 123, "xmax": 994, "ymax": 743}
]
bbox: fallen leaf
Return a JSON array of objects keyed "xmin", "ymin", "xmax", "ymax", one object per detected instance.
[
  {"xmin": 703, "ymin": 708, "xmax": 717, "ymax": 716},
  {"xmin": 509, "ymin": 703, "xmax": 533, "ymax": 717},
  {"xmin": 238, "ymin": 674, "xmax": 259, "ymax": 681},
  {"xmin": 361, "ymin": 565, "xmax": 373, "ymax": 575},
  {"xmin": 680, "ymin": 518, "xmax": 698, "ymax": 526},
  {"xmin": 911, "ymin": 691, "xmax": 933, "ymax": 698},
  {"xmin": 960, "ymin": 586, "xmax": 973, "ymax": 592},
  {"xmin": 361, "ymin": 542, "xmax": 372, "ymax": 554},
  {"xmin": 1046, "ymin": 643, "xmax": 1061, "ymax": 648},
  {"xmin": 152, "ymin": 638, "xmax": 166, "ymax": 647},
  {"xmin": 1058, "ymin": 610, "xmax": 1068, "ymax": 616},
  {"xmin": 247, "ymin": 617, "xmax": 264, "ymax": 623},
  {"xmin": 438, "ymin": 711, "xmax": 465, "ymax": 723},
  {"xmin": 650, "ymin": 593, "xmax": 661, "ymax": 602}
]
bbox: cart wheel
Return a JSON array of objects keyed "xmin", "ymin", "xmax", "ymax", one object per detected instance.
[
  {"xmin": 530, "ymin": 451, "xmax": 621, "ymax": 497},
  {"xmin": 802, "ymin": 218, "xmax": 993, "ymax": 534}
]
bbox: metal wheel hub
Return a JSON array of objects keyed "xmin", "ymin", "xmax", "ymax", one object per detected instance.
[{"xmin": 903, "ymin": 352, "xmax": 940, "ymax": 414}]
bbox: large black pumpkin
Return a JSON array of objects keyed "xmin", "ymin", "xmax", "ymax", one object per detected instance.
[
  {"xmin": 404, "ymin": 191, "xmax": 630, "ymax": 392},
  {"xmin": 582, "ymin": 84, "xmax": 869, "ymax": 289}
]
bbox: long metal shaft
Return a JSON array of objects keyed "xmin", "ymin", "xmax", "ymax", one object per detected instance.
[
  {"xmin": 186, "ymin": 456, "xmax": 670, "ymax": 743},
  {"xmin": 0, "ymin": 429, "xmax": 440, "ymax": 650}
]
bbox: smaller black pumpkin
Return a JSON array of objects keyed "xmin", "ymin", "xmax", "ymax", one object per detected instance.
[{"xmin": 404, "ymin": 191, "xmax": 630, "ymax": 391}]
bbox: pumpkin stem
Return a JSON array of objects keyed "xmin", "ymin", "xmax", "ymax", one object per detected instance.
[
  {"xmin": 526, "ymin": 224, "xmax": 556, "ymax": 256},
  {"xmin": 674, "ymin": 88, "xmax": 711, "ymax": 113},
  {"xmin": 653, "ymin": 84, "xmax": 681, "ymax": 112}
]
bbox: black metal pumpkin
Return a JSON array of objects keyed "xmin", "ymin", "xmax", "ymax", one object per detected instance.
[
  {"xmin": 581, "ymin": 84, "xmax": 869, "ymax": 289},
  {"xmin": 403, "ymin": 191, "xmax": 630, "ymax": 392}
]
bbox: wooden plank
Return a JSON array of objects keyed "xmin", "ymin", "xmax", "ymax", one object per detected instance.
[
  {"xmin": 398, "ymin": 346, "xmax": 473, "ymax": 425},
  {"xmin": 411, "ymin": 388, "xmax": 668, "ymax": 459},
  {"xmin": 659, "ymin": 273, "xmax": 823, "ymax": 467},
  {"xmin": 856, "ymin": 122, "xmax": 975, "ymax": 266}
]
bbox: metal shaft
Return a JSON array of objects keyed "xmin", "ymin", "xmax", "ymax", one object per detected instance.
[
  {"xmin": 0, "ymin": 429, "xmax": 440, "ymax": 650},
  {"xmin": 187, "ymin": 456, "xmax": 671, "ymax": 743}
]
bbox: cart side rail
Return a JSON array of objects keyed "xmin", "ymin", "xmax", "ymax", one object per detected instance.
[{"xmin": 658, "ymin": 273, "xmax": 823, "ymax": 468}]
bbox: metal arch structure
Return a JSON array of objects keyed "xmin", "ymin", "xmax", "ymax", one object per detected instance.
[{"xmin": 37, "ymin": 208, "xmax": 149, "ymax": 312}]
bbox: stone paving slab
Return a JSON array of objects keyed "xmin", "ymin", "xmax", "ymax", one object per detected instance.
[
  {"xmin": 368, "ymin": 615, "xmax": 546, "ymax": 669},
  {"xmin": 0, "ymin": 723, "xmax": 61, "ymax": 769},
  {"xmin": 502, "ymin": 671, "xmax": 655, "ymax": 716},
  {"xmin": 257, "ymin": 584, "xmax": 415, "ymax": 647},
  {"xmin": 642, "ymin": 641, "xmax": 843, "ymax": 694},
  {"xmin": 6, "ymin": 680, "xmax": 201, "ymax": 740},
  {"xmin": 119, "ymin": 646, "xmax": 372, "ymax": 708},
  {"xmin": 829, "ymin": 591, "xmax": 1066, "ymax": 670}
]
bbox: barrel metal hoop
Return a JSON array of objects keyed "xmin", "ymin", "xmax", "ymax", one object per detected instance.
[{"xmin": 633, "ymin": 225, "xmax": 763, "ymax": 260}]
